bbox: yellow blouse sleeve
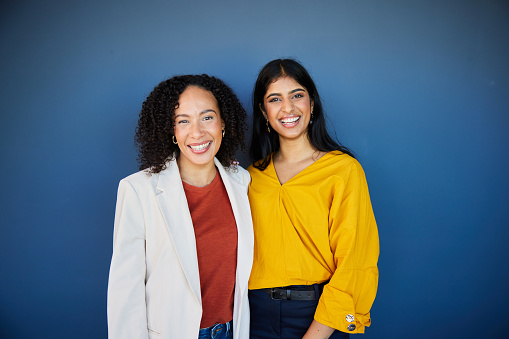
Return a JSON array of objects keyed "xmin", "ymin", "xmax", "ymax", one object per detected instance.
[{"xmin": 314, "ymin": 160, "xmax": 379, "ymax": 334}]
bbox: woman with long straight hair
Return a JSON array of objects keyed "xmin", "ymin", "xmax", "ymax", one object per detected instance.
[{"xmin": 247, "ymin": 59, "xmax": 379, "ymax": 338}]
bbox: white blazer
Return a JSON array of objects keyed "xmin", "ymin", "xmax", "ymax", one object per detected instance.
[{"xmin": 107, "ymin": 158, "xmax": 253, "ymax": 339}]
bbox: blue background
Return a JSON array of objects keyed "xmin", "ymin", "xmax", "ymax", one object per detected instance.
[{"xmin": 1, "ymin": 1, "xmax": 508, "ymax": 338}]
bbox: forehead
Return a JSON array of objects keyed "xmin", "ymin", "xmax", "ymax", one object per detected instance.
[
  {"xmin": 177, "ymin": 86, "xmax": 219, "ymax": 110},
  {"xmin": 266, "ymin": 76, "xmax": 305, "ymax": 93}
]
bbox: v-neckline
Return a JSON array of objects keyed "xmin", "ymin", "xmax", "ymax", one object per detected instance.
[{"xmin": 270, "ymin": 151, "xmax": 333, "ymax": 186}]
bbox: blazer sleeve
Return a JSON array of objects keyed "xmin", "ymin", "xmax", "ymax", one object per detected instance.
[
  {"xmin": 314, "ymin": 160, "xmax": 379, "ymax": 334},
  {"xmin": 107, "ymin": 179, "xmax": 149, "ymax": 339}
]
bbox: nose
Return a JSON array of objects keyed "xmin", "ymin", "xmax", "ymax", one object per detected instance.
[
  {"xmin": 190, "ymin": 120, "xmax": 205, "ymax": 138},
  {"xmin": 281, "ymin": 98, "xmax": 294, "ymax": 113}
]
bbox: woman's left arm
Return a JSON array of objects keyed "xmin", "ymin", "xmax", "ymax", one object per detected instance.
[{"xmin": 313, "ymin": 159, "xmax": 380, "ymax": 335}]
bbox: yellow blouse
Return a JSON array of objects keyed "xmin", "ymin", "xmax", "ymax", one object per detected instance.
[{"xmin": 247, "ymin": 151, "xmax": 379, "ymax": 334}]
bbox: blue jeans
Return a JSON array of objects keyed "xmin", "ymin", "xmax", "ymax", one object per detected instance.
[{"xmin": 198, "ymin": 320, "xmax": 233, "ymax": 339}]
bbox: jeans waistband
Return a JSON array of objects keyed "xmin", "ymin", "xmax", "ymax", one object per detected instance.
[{"xmin": 198, "ymin": 320, "xmax": 233, "ymax": 339}]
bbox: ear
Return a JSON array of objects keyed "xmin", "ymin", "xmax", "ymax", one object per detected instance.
[
  {"xmin": 259, "ymin": 103, "xmax": 267, "ymax": 119},
  {"xmin": 311, "ymin": 99, "xmax": 314, "ymax": 112},
  {"xmin": 221, "ymin": 119, "xmax": 225, "ymax": 130}
]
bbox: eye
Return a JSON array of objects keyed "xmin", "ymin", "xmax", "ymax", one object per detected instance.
[
  {"xmin": 293, "ymin": 93, "xmax": 304, "ymax": 99},
  {"xmin": 203, "ymin": 115, "xmax": 214, "ymax": 121},
  {"xmin": 176, "ymin": 119, "xmax": 188, "ymax": 124},
  {"xmin": 268, "ymin": 97, "xmax": 281, "ymax": 103}
]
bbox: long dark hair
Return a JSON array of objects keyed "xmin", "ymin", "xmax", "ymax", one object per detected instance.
[
  {"xmin": 249, "ymin": 58, "xmax": 354, "ymax": 170},
  {"xmin": 135, "ymin": 74, "xmax": 247, "ymax": 173}
]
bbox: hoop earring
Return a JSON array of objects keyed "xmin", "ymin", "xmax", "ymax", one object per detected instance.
[
  {"xmin": 172, "ymin": 135, "xmax": 177, "ymax": 144},
  {"xmin": 266, "ymin": 120, "xmax": 270, "ymax": 133},
  {"xmin": 222, "ymin": 129, "xmax": 225, "ymax": 137}
]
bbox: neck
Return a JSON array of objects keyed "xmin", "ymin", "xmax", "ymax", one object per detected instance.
[
  {"xmin": 276, "ymin": 133, "xmax": 317, "ymax": 163},
  {"xmin": 177, "ymin": 158, "xmax": 217, "ymax": 187}
]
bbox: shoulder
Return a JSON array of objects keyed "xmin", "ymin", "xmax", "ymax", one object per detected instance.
[
  {"xmin": 116, "ymin": 171, "xmax": 155, "ymax": 201},
  {"xmin": 309, "ymin": 151, "xmax": 368, "ymax": 189},
  {"xmin": 121, "ymin": 168, "xmax": 151, "ymax": 183},
  {"xmin": 247, "ymin": 163, "xmax": 256, "ymax": 175},
  {"xmin": 221, "ymin": 164, "xmax": 251, "ymax": 188},
  {"xmin": 322, "ymin": 151, "xmax": 364, "ymax": 172},
  {"xmin": 120, "ymin": 168, "xmax": 155, "ymax": 187},
  {"xmin": 118, "ymin": 163, "xmax": 171, "ymax": 193},
  {"xmin": 322, "ymin": 152, "xmax": 371, "ymax": 193},
  {"xmin": 247, "ymin": 163, "xmax": 272, "ymax": 186},
  {"xmin": 247, "ymin": 156, "xmax": 272, "ymax": 177},
  {"xmin": 120, "ymin": 159, "xmax": 179, "ymax": 187}
]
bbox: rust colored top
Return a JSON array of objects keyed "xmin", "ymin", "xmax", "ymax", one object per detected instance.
[{"xmin": 182, "ymin": 170, "xmax": 238, "ymax": 328}]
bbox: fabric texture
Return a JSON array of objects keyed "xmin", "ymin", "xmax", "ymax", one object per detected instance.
[
  {"xmin": 183, "ymin": 171, "xmax": 238, "ymax": 328},
  {"xmin": 107, "ymin": 158, "xmax": 253, "ymax": 339},
  {"xmin": 247, "ymin": 151, "xmax": 379, "ymax": 334}
]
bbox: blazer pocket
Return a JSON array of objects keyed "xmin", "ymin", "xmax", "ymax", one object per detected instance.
[{"xmin": 145, "ymin": 259, "xmax": 165, "ymax": 335}]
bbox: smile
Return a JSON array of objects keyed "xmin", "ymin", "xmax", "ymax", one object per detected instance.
[
  {"xmin": 280, "ymin": 116, "xmax": 300, "ymax": 125},
  {"xmin": 189, "ymin": 141, "xmax": 211, "ymax": 151}
]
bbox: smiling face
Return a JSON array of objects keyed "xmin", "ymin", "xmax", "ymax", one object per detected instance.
[
  {"xmin": 173, "ymin": 86, "xmax": 224, "ymax": 171},
  {"xmin": 262, "ymin": 76, "xmax": 314, "ymax": 141}
]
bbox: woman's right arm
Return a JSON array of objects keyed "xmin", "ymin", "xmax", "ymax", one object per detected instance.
[{"xmin": 107, "ymin": 179, "xmax": 149, "ymax": 339}]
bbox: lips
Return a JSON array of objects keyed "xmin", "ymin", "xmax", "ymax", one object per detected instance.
[
  {"xmin": 188, "ymin": 141, "xmax": 211, "ymax": 152},
  {"xmin": 280, "ymin": 116, "xmax": 300, "ymax": 126}
]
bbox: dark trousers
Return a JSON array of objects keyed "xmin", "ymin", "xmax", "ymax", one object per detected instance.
[{"xmin": 249, "ymin": 285, "xmax": 350, "ymax": 339}]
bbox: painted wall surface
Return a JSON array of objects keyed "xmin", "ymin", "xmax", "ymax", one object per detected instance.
[{"xmin": 1, "ymin": 1, "xmax": 508, "ymax": 338}]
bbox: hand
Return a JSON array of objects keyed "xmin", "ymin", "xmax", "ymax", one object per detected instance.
[{"xmin": 302, "ymin": 320, "xmax": 335, "ymax": 339}]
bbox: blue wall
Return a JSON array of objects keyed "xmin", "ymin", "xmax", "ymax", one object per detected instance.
[{"xmin": 1, "ymin": 1, "xmax": 508, "ymax": 338}]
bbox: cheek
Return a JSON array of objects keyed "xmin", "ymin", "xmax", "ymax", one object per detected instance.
[
  {"xmin": 298, "ymin": 101, "xmax": 311, "ymax": 112},
  {"xmin": 265, "ymin": 106, "xmax": 278, "ymax": 120},
  {"xmin": 173, "ymin": 125, "xmax": 184, "ymax": 139},
  {"xmin": 174, "ymin": 125, "xmax": 190, "ymax": 148},
  {"xmin": 213, "ymin": 121, "xmax": 224, "ymax": 134}
]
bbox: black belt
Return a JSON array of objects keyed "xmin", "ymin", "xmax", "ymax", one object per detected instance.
[{"xmin": 261, "ymin": 282, "xmax": 326, "ymax": 301}]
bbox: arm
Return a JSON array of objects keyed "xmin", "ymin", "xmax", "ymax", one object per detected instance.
[
  {"xmin": 107, "ymin": 179, "xmax": 149, "ymax": 339},
  {"xmin": 302, "ymin": 320, "xmax": 336, "ymax": 339},
  {"xmin": 313, "ymin": 160, "xmax": 379, "ymax": 334}
]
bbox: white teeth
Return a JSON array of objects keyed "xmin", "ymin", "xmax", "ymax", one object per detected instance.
[
  {"xmin": 281, "ymin": 117, "xmax": 300, "ymax": 124},
  {"xmin": 189, "ymin": 141, "xmax": 211, "ymax": 151}
]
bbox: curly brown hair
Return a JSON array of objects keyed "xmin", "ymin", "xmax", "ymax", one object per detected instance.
[{"xmin": 135, "ymin": 74, "xmax": 247, "ymax": 173}]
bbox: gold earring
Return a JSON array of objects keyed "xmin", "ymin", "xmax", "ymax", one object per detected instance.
[
  {"xmin": 222, "ymin": 129, "xmax": 225, "ymax": 137},
  {"xmin": 172, "ymin": 136, "xmax": 177, "ymax": 144},
  {"xmin": 266, "ymin": 120, "xmax": 270, "ymax": 133}
]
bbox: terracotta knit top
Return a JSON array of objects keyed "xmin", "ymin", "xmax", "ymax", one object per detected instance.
[{"xmin": 182, "ymin": 170, "xmax": 238, "ymax": 328}]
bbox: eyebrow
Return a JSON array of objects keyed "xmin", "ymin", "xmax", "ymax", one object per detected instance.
[
  {"xmin": 175, "ymin": 109, "xmax": 218, "ymax": 118},
  {"xmin": 266, "ymin": 88, "xmax": 306, "ymax": 99}
]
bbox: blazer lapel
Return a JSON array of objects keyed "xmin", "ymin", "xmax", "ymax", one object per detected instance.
[
  {"xmin": 215, "ymin": 159, "xmax": 253, "ymax": 299},
  {"xmin": 155, "ymin": 160, "xmax": 202, "ymax": 305}
]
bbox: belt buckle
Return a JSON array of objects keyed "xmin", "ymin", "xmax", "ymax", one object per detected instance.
[
  {"xmin": 270, "ymin": 288, "xmax": 290, "ymax": 300},
  {"xmin": 271, "ymin": 288, "xmax": 287, "ymax": 300}
]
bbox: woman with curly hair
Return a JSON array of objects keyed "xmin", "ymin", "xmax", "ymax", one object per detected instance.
[
  {"xmin": 247, "ymin": 59, "xmax": 379, "ymax": 338},
  {"xmin": 107, "ymin": 74, "xmax": 253, "ymax": 339}
]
